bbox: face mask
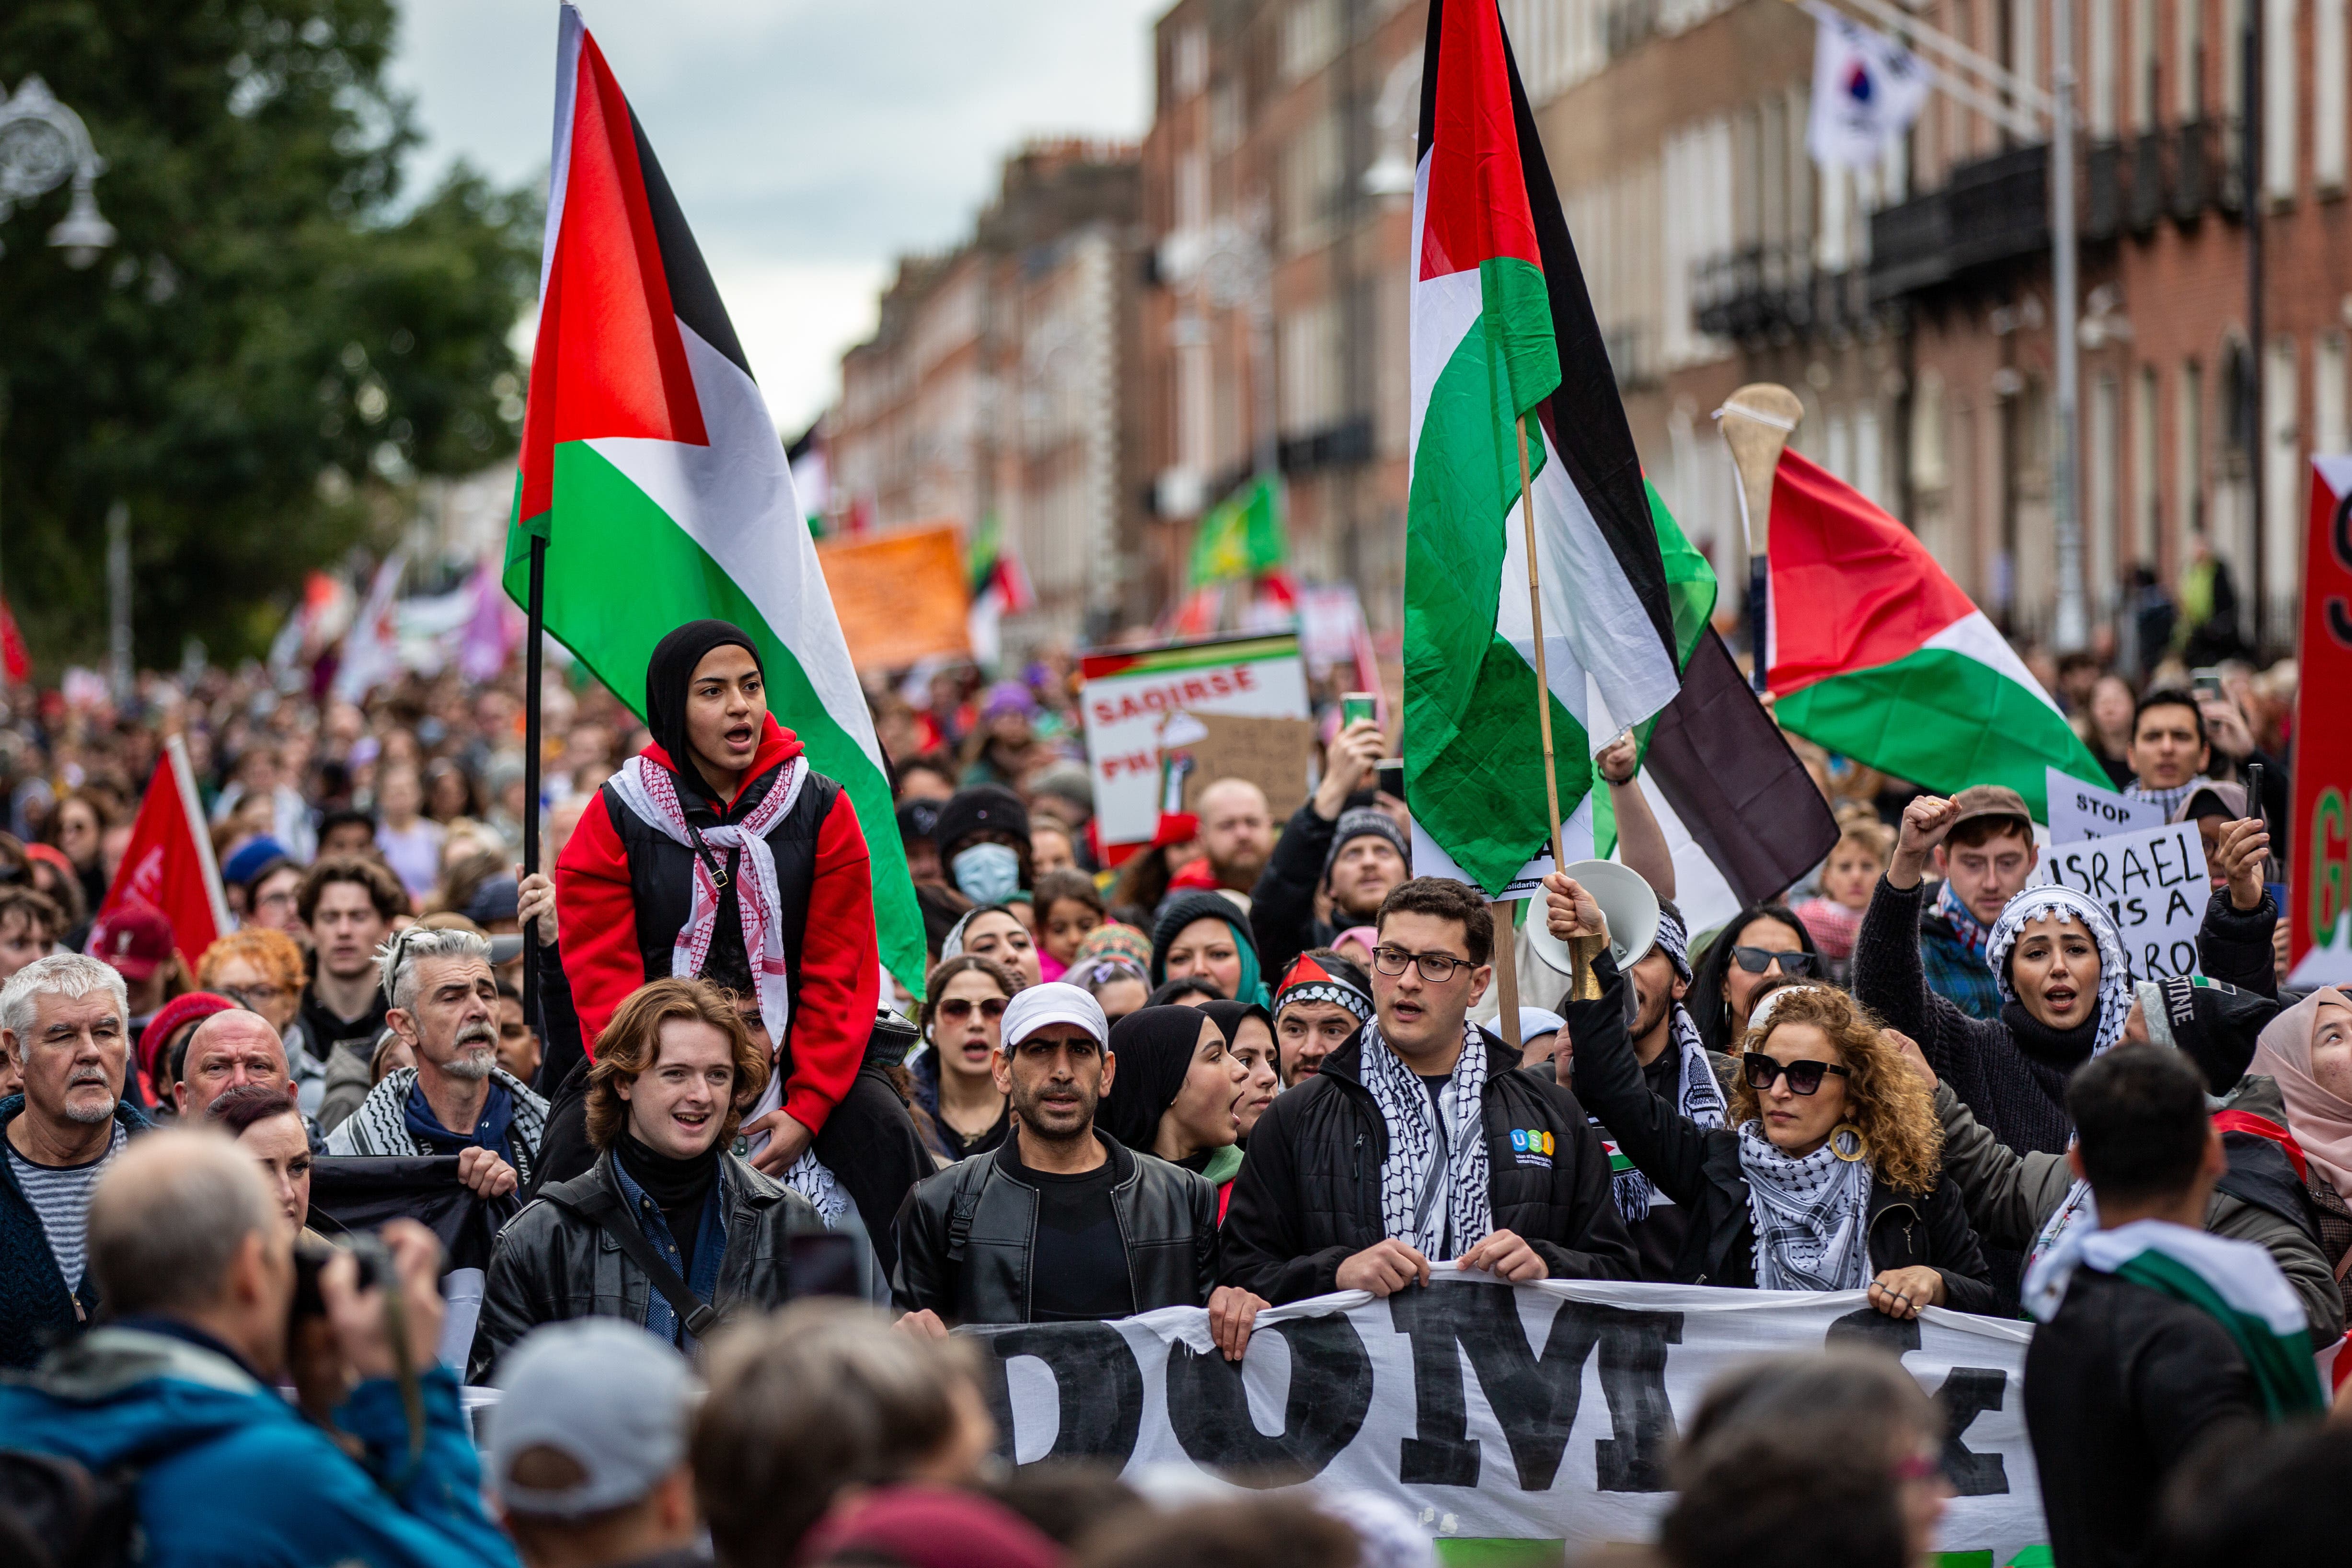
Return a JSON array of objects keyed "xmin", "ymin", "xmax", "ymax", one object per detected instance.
[{"xmin": 952, "ymin": 843, "xmax": 1022, "ymax": 906}]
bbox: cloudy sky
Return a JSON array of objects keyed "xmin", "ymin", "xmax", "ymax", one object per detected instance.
[{"xmin": 388, "ymin": 0, "xmax": 1165, "ymax": 433}]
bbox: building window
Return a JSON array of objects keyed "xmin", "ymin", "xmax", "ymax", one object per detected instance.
[
  {"xmin": 2091, "ymin": 373, "xmax": 2121, "ymax": 606},
  {"xmin": 1280, "ymin": 299, "xmax": 1340, "ymax": 435},
  {"xmin": 2133, "ymin": 364, "xmax": 2161, "ymax": 566},
  {"xmin": 2263, "ymin": 336, "xmax": 2300, "ymax": 601},
  {"xmin": 1175, "ymin": 26, "xmax": 1209, "ymax": 98},
  {"xmin": 1913, "ymin": 369, "xmax": 1950, "ymax": 491},
  {"xmin": 2321, "ymin": 0, "xmax": 2348, "ymax": 189},
  {"xmin": 2178, "ymin": 358, "xmax": 2204, "ymax": 558},
  {"xmin": 1278, "ymin": 112, "xmax": 1340, "ymax": 255},
  {"xmin": 2178, "ymin": 0, "xmax": 2205, "ymax": 120},
  {"xmin": 2091, "ymin": 0, "xmax": 2120, "ymax": 138},
  {"xmin": 2264, "ymin": 0, "xmax": 2297, "ymax": 201},
  {"xmin": 2132, "ymin": 0, "xmax": 2157, "ymax": 132},
  {"xmin": 2011, "ymin": 0, "xmax": 2041, "ymax": 98},
  {"xmin": 2318, "ymin": 332, "xmax": 2350, "ymax": 453},
  {"xmin": 1280, "ymin": 0, "xmax": 1341, "ymax": 83}
]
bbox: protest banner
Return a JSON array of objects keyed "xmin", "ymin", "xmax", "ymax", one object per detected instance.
[
  {"xmin": 2044, "ymin": 764, "xmax": 2165, "ymax": 844},
  {"xmin": 958, "ymin": 1271, "xmax": 2044, "ymax": 1559},
  {"xmin": 1080, "ymin": 634, "xmax": 1311, "ymax": 858},
  {"xmin": 813, "ymin": 523, "xmax": 973, "ymax": 672},
  {"xmin": 2033, "ymin": 820, "xmax": 2209, "ymax": 979},
  {"xmin": 2290, "ymin": 456, "xmax": 2352, "ymax": 987}
]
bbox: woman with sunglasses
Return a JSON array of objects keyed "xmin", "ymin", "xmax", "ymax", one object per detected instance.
[
  {"xmin": 910, "ymin": 955, "xmax": 1020, "ymax": 1164},
  {"xmin": 1551, "ymin": 874, "xmax": 1995, "ymax": 1318},
  {"xmin": 1687, "ymin": 903, "xmax": 1824, "ymax": 1053}
]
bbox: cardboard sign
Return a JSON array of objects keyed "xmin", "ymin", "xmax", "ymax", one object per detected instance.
[
  {"xmin": 2033, "ymin": 820, "xmax": 2210, "ymax": 980},
  {"xmin": 1157, "ymin": 712, "xmax": 1317, "ymax": 825},
  {"xmin": 1080, "ymin": 634, "xmax": 1311, "ymax": 855},
  {"xmin": 2290, "ymin": 456, "xmax": 2352, "ymax": 985},
  {"xmin": 2045, "ymin": 765, "xmax": 2166, "ymax": 844},
  {"xmin": 813, "ymin": 524, "xmax": 971, "ymax": 671}
]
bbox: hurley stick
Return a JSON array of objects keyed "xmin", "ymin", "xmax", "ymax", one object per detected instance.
[{"xmin": 1717, "ymin": 383, "xmax": 1803, "ymax": 694}]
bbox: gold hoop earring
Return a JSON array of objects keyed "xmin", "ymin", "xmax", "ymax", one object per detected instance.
[{"xmin": 1829, "ymin": 1123, "xmax": 1869, "ymax": 1162}]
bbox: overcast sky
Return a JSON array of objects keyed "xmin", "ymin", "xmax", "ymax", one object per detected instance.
[{"xmin": 388, "ymin": 0, "xmax": 1165, "ymax": 433}]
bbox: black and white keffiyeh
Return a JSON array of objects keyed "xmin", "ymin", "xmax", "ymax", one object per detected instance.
[
  {"xmin": 1359, "ymin": 1018, "xmax": 1491, "ymax": 1261},
  {"xmin": 2124, "ymin": 775, "xmax": 2206, "ymax": 820},
  {"xmin": 1738, "ymin": 1120, "xmax": 1875, "ymax": 1291},
  {"xmin": 1984, "ymin": 884, "xmax": 2134, "ymax": 1055}
]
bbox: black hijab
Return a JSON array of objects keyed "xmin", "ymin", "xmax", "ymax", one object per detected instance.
[
  {"xmin": 1199, "ymin": 999, "xmax": 1275, "ymax": 1075},
  {"xmin": 645, "ymin": 620, "xmax": 763, "ymax": 796},
  {"xmin": 1098, "ymin": 1005, "xmax": 1215, "ymax": 1153}
]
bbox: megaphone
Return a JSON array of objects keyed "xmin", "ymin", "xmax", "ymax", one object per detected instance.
[{"xmin": 1523, "ymin": 859, "xmax": 1661, "ymax": 1001}]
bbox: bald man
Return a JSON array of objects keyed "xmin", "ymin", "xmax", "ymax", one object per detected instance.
[
  {"xmin": 175, "ymin": 1009, "xmax": 295, "ymax": 1123},
  {"xmin": 1192, "ymin": 778, "xmax": 1274, "ymax": 894},
  {"xmin": 0, "ymin": 1131, "xmax": 515, "ymax": 1566}
]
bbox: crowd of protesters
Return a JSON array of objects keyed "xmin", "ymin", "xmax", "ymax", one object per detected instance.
[{"xmin": 0, "ymin": 607, "xmax": 2344, "ymax": 1568}]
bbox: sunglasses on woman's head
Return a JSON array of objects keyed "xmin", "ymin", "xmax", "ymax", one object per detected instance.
[
  {"xmin": 1742, "ymin": 1054, "xmax": 1851, "ymax": 1095},
  {"xmin": 935, "ymin": 997, "xmax": 1007, "ymax": 1023},
  {"xmin": 1731, "ymin": 946, "xmax": 1816, "ymax": 975}
]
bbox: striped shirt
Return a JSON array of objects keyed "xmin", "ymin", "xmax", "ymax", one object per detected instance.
[{"xmin": 7, "ymin": 1122, "xmax": 129, "ymax": 1295}]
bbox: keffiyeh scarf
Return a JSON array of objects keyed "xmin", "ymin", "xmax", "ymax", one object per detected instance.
[
  {"xmin": 2125, "ymin": 776, "xmax": 2205, "ymax": 820},
  {"xmin": 1984, "ymin": 884, "xmax": 2135, "ymax": 1057},
  {"xmin": 1739, "ymin": 1120, "xmax": 1876, "ymax": 1291},
  {"xmin": 1359, "ymin": 1018, "xmax": 1492, "ymax": 1261},
  {"xmin": 1935, "ymin": 878, "xmax": 1995, "ymax": 963},
  {"xmin": 609, "ymin": 752, "xmax": 806, "ymax": 1046}
]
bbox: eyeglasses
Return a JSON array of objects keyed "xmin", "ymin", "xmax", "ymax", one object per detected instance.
[
  {"xmin": 222, "ymin": 983, "xmax": 287, "ymax": 1008},
  {"xmin": 934, "ymin": 997, "xmax": 1008, "ymax": 1024},
  {"xmin": 1741, "ymin": 1054, "xmax": 1851, "ymax": 1095},
  {"xmin": 1731, "ymin": 946, "xmax": 1817, "ymax": 976},
  {"xmin": 1371, "ymin": 945, "xmax": 1470, "ymax": 984}
]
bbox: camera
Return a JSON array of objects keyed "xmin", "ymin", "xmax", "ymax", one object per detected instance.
[{"xmin": 289, "ymin": 1231, "xmax": 393, "ymax": 1325}]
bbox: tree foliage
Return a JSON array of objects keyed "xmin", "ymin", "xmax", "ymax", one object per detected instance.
[{"xmin": 0, "ymin": 0, "xmax": 538, "ymax": 667}]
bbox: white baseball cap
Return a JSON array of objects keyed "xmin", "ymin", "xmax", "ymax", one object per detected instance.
[{"xmin": 999, "ymin": 982, "xmax": 1110, "ymax": 1050}]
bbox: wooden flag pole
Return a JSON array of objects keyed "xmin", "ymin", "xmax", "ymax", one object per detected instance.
[
  {"xmin": 520, "ymin": 534, "xmax": 547, "ymax": 1083},
  {"xmin": 1717, "ymin": 383, "xmax": 1804, "ymax": 696}
]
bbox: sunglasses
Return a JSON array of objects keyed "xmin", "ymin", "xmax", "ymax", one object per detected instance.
[
  {"xmin": 1732, "ymin": 946, "xmax": 1817, "ymax": 976},
  {"xmin": 935, "ymin": 997, "xmax": 1007, "ymax": 1024},
  {"xmin": 1742, "ymin": 1054, "xmax": 1851, "ymax": 1095}
]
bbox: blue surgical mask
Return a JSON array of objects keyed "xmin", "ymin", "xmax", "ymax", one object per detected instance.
[{"xmin": 952, "ymin": 842, "xmax": 1022, "ymax": 905}]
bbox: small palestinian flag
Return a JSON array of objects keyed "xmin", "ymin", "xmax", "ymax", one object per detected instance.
[{"xmin": 504, "ymin": 4, "xmax": 922, "ymax": 990}]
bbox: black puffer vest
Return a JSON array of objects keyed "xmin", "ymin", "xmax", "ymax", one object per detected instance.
[{"xmin": 600, "ymin": 757, "xmax": 841, "ymax": 1070}]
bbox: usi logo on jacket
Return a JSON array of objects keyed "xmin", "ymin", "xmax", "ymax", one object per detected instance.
[{"xmin": 1508, "ymin": 1128, "xmax": 1556, "ymax": 1168}]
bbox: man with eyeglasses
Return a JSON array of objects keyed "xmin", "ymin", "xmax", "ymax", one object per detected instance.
[
  {"xmin": 893, "ymin": 983, "xmax": 1263, "ymax": 1355},
  {"xmin": 1222, "ymin": 877, "xmax": 1637, "ymax": 1303}
]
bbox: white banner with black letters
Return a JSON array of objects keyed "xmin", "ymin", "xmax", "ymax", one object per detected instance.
[{"xmin": 961, "ymin": 1270, "xmax": 2044, "ymax": 1557}]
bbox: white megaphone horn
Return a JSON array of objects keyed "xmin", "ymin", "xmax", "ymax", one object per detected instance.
[{"xmin": 1522, "ymin": 859, "xmax": 1661, "ymax": 1005}]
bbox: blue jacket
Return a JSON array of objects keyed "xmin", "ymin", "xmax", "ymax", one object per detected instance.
[
  {"xmin": 0, "ymin": 1092, "xmax": 150, "ymax": 1370},
  {"xmin": 0, "ymin": 1324, "xmax": 518, "ymax": 1568}
]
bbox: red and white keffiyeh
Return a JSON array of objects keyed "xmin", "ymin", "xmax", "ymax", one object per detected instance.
[{"xmin": 608, "ymin": 752, "xmax": 806, "ymax": 1045}]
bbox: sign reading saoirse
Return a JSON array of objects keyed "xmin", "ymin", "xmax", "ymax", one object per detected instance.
[
  {"xmin": 2291, "ymin": 457, "xmax": 2352, "ymax": 986},
  {"xmin": 1079, "ymin": 634, "xmax": 1310, "ymax": 860},
  {"xmin": 958, "ymin": 1272, "xmax": 2046, "ymax": 1558},
  {"xmin": 813, "ymin": 523, "xmax": 972, "ymax": 672}
]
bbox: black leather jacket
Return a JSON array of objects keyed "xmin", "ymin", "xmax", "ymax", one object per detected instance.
[
  {"xmin": 890, "ymin": 1131, "xmax": 1216, "ymax": 1324},
  {"xmin": 470, "ymin": 1147, "xmax": 833, "ymax": 1381}
]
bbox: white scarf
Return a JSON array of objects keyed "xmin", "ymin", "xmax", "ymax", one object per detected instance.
[
  {"xmin": 1359, "ymin": 1018, "xmax": 1492, "ymax": 1261},
  {"xmin": 1738, "ymin": 1120, "xmax": 1876, "ymax": 1291},
  {"xmin": 1604, "ymin": 1005, "xmax": 1723, "ymax": 1224},
  {"xmin": 1984, "ymin": 884, "xmax": 2134, "ymax": 1055},
  {"xmin": 608, "ymin": 752, "xmax": 806, "ymax": 1046}
]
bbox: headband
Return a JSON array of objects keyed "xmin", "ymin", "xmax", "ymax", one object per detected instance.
[{"xmin": 1272, "ymin": 954, "xmax": 1373, "ymax": 1025}]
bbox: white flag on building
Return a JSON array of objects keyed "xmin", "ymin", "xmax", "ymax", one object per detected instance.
[{"xmin": 1805, "ymin": 5, "xmax": 1930, "ymax": 169}]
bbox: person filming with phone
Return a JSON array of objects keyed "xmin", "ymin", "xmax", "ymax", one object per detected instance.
[
  {"xmin": 471, "ymin": 978, "xmax": 870, "ymax": 1383},
  {"xmin": 0, "ymin": 1130, "xmax": 519, "ymax": 1568}
]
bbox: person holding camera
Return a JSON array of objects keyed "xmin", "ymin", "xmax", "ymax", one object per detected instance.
[
  {"xmin": 0, "ymin": 1130, "xmax": 518, "ymax": 1568},
  {"xmin": 470, "ymin": 979, "xmax": 862, "ymax": 1383}
]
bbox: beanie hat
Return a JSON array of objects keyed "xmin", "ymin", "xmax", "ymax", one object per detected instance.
[
  {"xmin": 932, "ymin": 785, "xmax": 1029, "ymax": 860},
  {"xmin": 1320, "ymin": 807, "xmax": 1410, "ymax": 889}
]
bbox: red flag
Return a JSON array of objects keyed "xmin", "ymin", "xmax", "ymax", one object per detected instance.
[
  {"xmin": 2290, "ymin": 457, "xmax": 2352, "ymax": 983},
  {"xmin": 99, "ymin": 736, "xmax": 229, "ymax": 970},
  {"xmin": 0, "ymin": 600, "xmax": 30, "ymax": 684}
]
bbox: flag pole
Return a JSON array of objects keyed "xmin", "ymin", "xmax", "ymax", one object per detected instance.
[
  {"xmin": 1513, "ymin": 411, "xmax": 1590, "ymax": 1005},
  {"xmin": 520, "ymin": 534, "xmax": 547, "ymax": 1055}
]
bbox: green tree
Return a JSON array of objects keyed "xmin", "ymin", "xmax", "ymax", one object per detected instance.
[{"xmin": 0, "ymin": 0, "xmax": 538, "ymax": 668}]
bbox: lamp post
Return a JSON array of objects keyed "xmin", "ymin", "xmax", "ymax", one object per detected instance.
[{"xmin": 0, "ymin": 75, "xmax": 117, "ymax": 697}]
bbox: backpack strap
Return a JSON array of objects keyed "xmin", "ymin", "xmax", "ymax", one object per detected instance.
[
  {"xmin": 945, "ymin": 1161, "xmax": 992, "ymax": 1262},
  {"xmin": 540, "ymin": 1186, "xmax": 721, "ymax": 1339}
]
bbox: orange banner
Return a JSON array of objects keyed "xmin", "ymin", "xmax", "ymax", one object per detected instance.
[{"xmin": 814, "ymin": 524, "xmax": 973, "ymax": 671}]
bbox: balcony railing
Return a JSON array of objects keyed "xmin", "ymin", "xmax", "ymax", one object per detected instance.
[
  {"xmin": 2127, "ymin": 130, "xmax": 2168, "ymax": 232},
  {"xmin": 2085, "ymin": 141, "xmax": 2123, "ymax": 241},
  {"xmin": 1868, "ymin": 144, "xmax": 2050, "ymax": 301},
  {"xmin": 1692, "ymin": 244, "xmax": 1874, "ymax": 344}
]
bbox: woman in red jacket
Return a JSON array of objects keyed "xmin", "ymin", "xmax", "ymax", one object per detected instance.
[{"xmin": 557, "ymin": 620, "xmax": 879, "ymax": 1174}]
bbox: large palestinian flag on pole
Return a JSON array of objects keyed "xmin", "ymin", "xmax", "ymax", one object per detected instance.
[
  {"xmin": 1404, "ymin": 0, "xmax": 1684, "ymax": 895},
  {"xmin": 1765, "ymin": 449, "xmax": 2107, "ymax": 821},
  {"xmin": 505, "ymin": 4, "xmax": 923, "ymax": 991}
]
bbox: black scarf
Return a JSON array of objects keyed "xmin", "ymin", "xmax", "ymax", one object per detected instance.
[
  {"xmin": 616, "ymin": 1130, "xmax": 720, "ymax": 1266},
  {"xmin": 1099, "ymin": 1006, "xmax": 1215, "ymax": 1152},
  {"xmin": 644, "ymin": 620, "xmax": 763, "ymax": 801},
  {"xmin": 2001, "ymin": 1000, "xmax": 2102, "ymax": 1071}
]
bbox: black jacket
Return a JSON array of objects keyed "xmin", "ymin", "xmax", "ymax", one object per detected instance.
[
  {"xmin": 2198, "ymin": 885, "xmax": 2283, "ymax": 999},
  {"xmin": 470, "ymin": 1147, "xmax": 830, "ymax": 1382},
  {"xmin": 1219, "ymin": 1026, "xmax": 1638, "ymax": 1303},
  {"xmin": 1246, "ymin": 798, "xmax": 1342, "ymax": 982},
  {"xmin": 1568, "ymin": 950, "xmax": 1998, "ymax": 1313},
  {"xmin": 891, "ymin": 1131, "xmax": 1215, "ymax": 1324},
  {"xmin": 2024, "ymin": 1268, "xmax": 2260, "ymax": 1568}
]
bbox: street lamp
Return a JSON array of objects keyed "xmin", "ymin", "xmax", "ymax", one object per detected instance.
[{"xmin": 0, "ymin": 75, "xmax": 115, "ymax": 265}]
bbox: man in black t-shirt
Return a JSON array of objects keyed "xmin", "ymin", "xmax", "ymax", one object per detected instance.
[{"xmin": 891, "ymin": 983, "xmax": 1263, "ymax": 1357}]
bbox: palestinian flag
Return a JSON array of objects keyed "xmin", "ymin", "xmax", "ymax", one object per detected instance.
[
  {"xmin": 966, "ymin": 513, "xmax": 1036, "ymax": 670},
  {"xmin": 1765, "ymin": 450, "xmax": 2107, "ymax": 822},
  {"xmin": 1405, "ymin": 0, "xmax": 1684, "ymax": 895},
  {"xmin": 1187, "ymin": 474, "xmax": 1286, "ymax": 587},
  {"xmin": 504, "ymin": 5, "xmax": 923, "ymax": 991}
]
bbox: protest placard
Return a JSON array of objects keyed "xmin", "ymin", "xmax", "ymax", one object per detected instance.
[
  {"xmin": 1157, "ymin": 712, "xmax": 1318, "ymax": 824},
  {"xmin": 1080, "ymin": 634, "xmax": 1310, "ymax": 857},
  {"xmin": 2033, "ymin": 820, "xmax": 2210, "ymax": 979},
  {"xmin": 2045, "ymin": 765, "xmax": 2166, "ymax": 843},
  {"xmin": 813, "ymin": 524, "xmax": 971, "ymax": 670},
  {"xmin": 2290, "ymin": 456, "xmax": 2352, "ymax": 986},
  {"xmin": 958, "ymin": 1271, "xmax": 2044, "ymax": 1559}
]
